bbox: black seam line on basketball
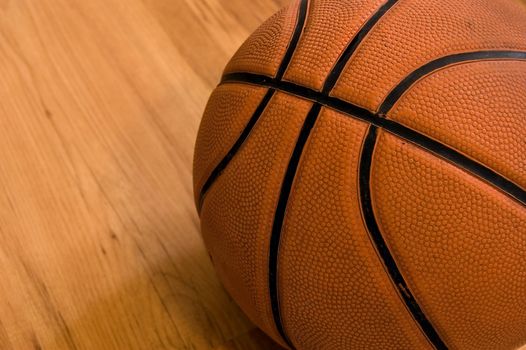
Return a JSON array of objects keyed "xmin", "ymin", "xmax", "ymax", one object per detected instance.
[
  {"xmin": 198, "ymin": 0, "xmax": 309, "ymax": 212},
  {"xmin": 359, "ymin": 126, "xmax": 448, "ymax": 350},
  {"xmin": 273, "ymin": 1, "xmax": 309, "ymax": 346},
  {"xmin": 197, "ymin": 89, "xmax": 275, "ymax": 212},
  {"xmin": 269, "ymin": 103, "xmax": 322, "ymax": 349},
  {"xmin": 220, "ymin": 72, "xmax": 526, "ymax": 207},
  {"xmin": 275, "ymin": 0, "xmax": 309, "ymax": 80},
  {"xmin": 322, "ymin": 0, "xmax": 399, "ymax": 94},
  {"xmin": 379, "ymin": 50, "xmax": 526, "ymax": 114}
]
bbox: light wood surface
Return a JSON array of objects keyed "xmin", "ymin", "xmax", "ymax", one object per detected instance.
[
  {"xmin": 0, "ymin": 0, "xmax": 287, "ymax": 348},
  {"xmin": 1, "ymin": 0, "xmax": 525, "ymax": 349}
]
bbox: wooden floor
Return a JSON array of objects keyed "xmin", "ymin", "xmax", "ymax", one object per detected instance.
[
  {"xmin": 2, "ymin": 0, "xmax": 526, "ymax": 349},
  {"xmin": 0, "ymin": 0, "xmax": 287, "ymax": 348}
]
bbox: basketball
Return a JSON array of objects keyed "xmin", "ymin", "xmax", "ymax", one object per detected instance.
[{"xmin": 193, "ymin": 0, "xmax": 526, "ymax": 348}]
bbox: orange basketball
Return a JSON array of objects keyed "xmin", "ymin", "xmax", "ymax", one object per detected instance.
[{"xmin": 193, "ymin": 0, "xmax": 526, "ymax": 349}]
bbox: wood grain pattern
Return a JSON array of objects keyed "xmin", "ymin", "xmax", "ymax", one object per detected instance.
[
  {"xmin": 0, "ymin": 0, "xmax": 524, "ymax": 349},
  {"xmin": 0, "ymin": 0, "xmax": 286, "ymax": 348}
]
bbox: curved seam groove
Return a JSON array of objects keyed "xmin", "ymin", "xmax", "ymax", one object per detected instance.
[
  {"xmin": 322, "ymin": 0, "xmax": 400, "ymax": 94},
  {"xmin": 378, "ymin": 119, "xmax": 526, "ymax": 207},
  {"xmin": 220, "ymin": 70, "xmax": 526, "ymax": 207},
  {"xmin": 276, "ymin": 0, "xmax": 310, "ymax": 81},
  {"xmin": 269, "ymin": 103, "xmax": 321, "ymax": 348},
  {"xmin": 359, "ymin": 126, "xmax": 448, "ymax": 350},
  {"xmin": 198, "ymin": 0, "xmax": 310, "ymax": 213},
  {"xmin": 197, "ymin": 89, "xmax": 275, "ymax": 212},
  {"xmin": 378, "ymin": 50, "xmax": 526, "ymax": 115}
]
